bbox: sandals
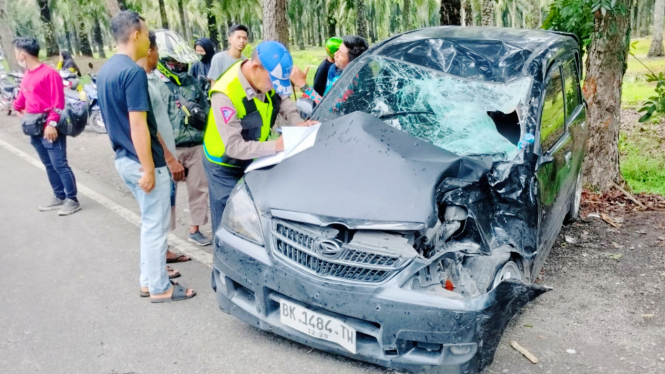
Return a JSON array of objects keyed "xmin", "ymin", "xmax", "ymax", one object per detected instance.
[
  {"xmin": 167, "ymin": 266, "xmax": 180, "ymax": 279},
  {"xmin": 150, "ymin": 283, "xmax": 196, "ymax": 303},
  {"xmin": 166, "ymin": 253, "xmax": 191, "ymax": 263},
  {"xmin": 139, "ymin": 280, "xmax": 179, "ymax": 298}
]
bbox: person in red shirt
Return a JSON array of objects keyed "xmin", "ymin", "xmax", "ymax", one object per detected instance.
[{"xmin": 13, "ymin": 37, "xmax": 80, "ymax": 215}]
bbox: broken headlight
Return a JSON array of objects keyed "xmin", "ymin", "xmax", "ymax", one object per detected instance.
[{"xmin": 222, "ymin": 181, "xmax": 264, "ymax": 246}]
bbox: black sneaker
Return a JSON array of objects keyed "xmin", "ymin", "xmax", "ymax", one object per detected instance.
[
  {"xmin": 58, "ymin": 199, "xmax": 81, "ymax": 216},
  {"xmin": 188, "ymin": 231, "xmax": 212, "ymax": 246},
  {"xmin": 39, "ymin": 196, "xmax": 65, "ymax": 212}
]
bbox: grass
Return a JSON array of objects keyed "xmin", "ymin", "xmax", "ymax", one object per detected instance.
[{"xmin": 619, "ymin": 124, "xmax": 665, "ymax": 195}]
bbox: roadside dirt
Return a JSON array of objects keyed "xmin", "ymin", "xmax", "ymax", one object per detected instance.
[{"xmin": 0, "ymin": 115, "xmax": 663, "ymax": 374}]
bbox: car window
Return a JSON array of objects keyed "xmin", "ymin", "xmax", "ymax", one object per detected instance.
[
  {"xmin": 540, "ymin": 67, "xmax": 565, "ymax": 152},
  {"xmin": 562, "ymin": 57, "xmax": 581, "ymax": 120}
]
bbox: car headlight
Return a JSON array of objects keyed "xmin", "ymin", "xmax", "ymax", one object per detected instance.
[{"xmin": 222, "ymin": 181, "xmax": 264, "ymax": 246}]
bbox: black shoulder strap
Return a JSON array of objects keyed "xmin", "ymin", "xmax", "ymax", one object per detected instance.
[
  {"xmin": 242, "ymin": 96, "xmax": 258, "ymax": 115},
  {"xmin": 268, "ymin": 92, "xmax": 282, "ymax": 128}
]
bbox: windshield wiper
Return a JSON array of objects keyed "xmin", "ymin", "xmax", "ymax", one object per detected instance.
[{"xmin": 378, "ymin": 111, "xmax": 434, "ymax": 120}]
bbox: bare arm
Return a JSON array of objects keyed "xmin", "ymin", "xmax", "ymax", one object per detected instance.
[
  {"xmin": 157, "ymin": 132, "xmax": 185, "ymax": 181},
  {"xmin": 129, "ymin": 111, "xmax": 156, "ymax": 192}
]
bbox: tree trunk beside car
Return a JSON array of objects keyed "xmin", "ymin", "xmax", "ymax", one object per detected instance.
[
  {"xmin": 648, "ymin": 0, "xmax": 664, "ymax": 57},
  {"xmin": 158, "ymin": 0, "xmax": 169, "ymax": 29},
  {"xmin": 356, "ymin": 0, "xmax": 367, "ymax": 38},
  {"xmin": 481, "ymin": 0, "xmax": 494, "ymax": 26},
  {"xmin": 583, "ymin": 4, "xmax": 631, "ymax": 191}
]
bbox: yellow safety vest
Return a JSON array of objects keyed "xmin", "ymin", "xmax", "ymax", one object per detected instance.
[{"xmin": 203, "ymin": 61, "xmax": 281, "ymax": 168}]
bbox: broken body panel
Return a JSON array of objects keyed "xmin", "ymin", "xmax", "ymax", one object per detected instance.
[{"xmin": 212, "ymin": 27, "xmax": 586, "ymax": 373}]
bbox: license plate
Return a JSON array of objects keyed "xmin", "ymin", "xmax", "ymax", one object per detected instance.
[{"xmin": 279, "ymin": 299, "xmax": 357, "ymax": 354}]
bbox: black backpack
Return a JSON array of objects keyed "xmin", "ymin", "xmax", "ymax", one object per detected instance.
[{"xmin": 57, "ymin": 100, "xmax": 88, "ymax": 137}]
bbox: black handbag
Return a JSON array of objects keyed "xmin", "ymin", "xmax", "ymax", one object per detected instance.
[{"xmin": 21, "ymin": 113, "xmax": 47, "ymax": 136}]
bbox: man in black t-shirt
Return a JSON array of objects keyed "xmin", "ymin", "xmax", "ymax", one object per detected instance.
[{"xmin": 97, "ymin": 11, "xmax": 195, "ymax": 303}]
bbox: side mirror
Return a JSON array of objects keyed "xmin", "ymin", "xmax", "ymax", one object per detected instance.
[
  {"xmin": 538, "ymin": 153, "xmax": 554, "ymax": 169},
  {"xmin": 296, "ymin": 97, "xmax": 315, "ymax": 119},
  {"xmin": 88, "ymin": 62, "xmax": 94, "ymax": 69}
]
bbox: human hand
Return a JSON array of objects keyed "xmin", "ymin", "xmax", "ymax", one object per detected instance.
[
  {"xmin": 44, "ymin": 126, "xmax": 58, "ymax": 143},
  {"xmin": 290, "ymin": 66, "xmax": 307, "ymax": 88},
  {"xmin": 139, "ymin": 169, "xmax": 156, "ymax": 193},
  {"xmin": 275, "ymin": 136, "xmax": 284, "ymax": 152},
  {"xmin": 168, "ymin": 159, "xmax": 186, "ymax": 182},
  {"xmin": 296, "ymin": 120, "xmax": 317, "ymax": 127}
]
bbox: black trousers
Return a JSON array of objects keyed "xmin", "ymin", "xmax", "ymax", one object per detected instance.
[{"xmin": 202, "ymin": 157, "xmax": 245, "ymax": 235}]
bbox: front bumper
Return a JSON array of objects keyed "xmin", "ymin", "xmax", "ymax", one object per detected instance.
[{"xmin": 212, "ymin": 228, "xmax": 544, "ymax": 374}]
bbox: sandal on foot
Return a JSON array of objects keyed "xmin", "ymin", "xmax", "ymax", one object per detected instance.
[
  {"xmin": 167, "ymin": 266, "xmax": 181, "ymax": 279},
  {"xmin": 166, "ymin": 253, "xmax": 191, "ymax": 263},
  {"xmin": 150, "ymin": 284, "xmax": 196, "ymax": 303},
  {"xmin": 139, "ymin": 280, "xmax": 178, "ymax": 298}
]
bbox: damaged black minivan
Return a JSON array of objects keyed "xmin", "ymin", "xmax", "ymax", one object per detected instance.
[{"xmin": 212, "ymin": 27, "xmax": 587, "ymax": 373}]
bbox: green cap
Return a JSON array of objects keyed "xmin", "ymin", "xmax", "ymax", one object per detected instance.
[{"xmin": 326, "ymin": 37, "xmax": 343, "ymax": 60}]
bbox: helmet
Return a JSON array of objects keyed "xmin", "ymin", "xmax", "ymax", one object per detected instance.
[
  {"xmin": 325, "ymin": 37, "xmax": 343, "ymax": 60},
  {"xmin": 154, "ymin": 29, "xmax": 200, "ymax": 64}
]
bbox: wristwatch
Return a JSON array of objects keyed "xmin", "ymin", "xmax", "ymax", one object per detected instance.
[{"xmin": 47, "ymin": 121, "xmax": 57, "ymax": 128}]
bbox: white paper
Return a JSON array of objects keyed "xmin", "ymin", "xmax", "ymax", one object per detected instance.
[{"xmin": 245, "ymin": 123, "xmax": 321, "ymax": 173}]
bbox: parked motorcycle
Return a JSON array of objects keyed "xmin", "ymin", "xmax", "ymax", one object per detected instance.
[
  {"xmin": 82, "ymin": 63, "xmax": 105, "ymax": 134},
  {"xmin": 60, "ymin": 69, "xmax": 79, "ymax": 91},
  {"xmin": 0, "ymin": 70, "xmax": 22, "ymax": 116}
]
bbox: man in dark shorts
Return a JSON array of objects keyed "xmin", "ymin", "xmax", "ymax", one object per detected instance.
[{"xmin": 96, "ymin": 10, "xmax": 195, "ymax": 303}]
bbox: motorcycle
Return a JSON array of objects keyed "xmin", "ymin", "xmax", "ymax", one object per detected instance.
[
  {"xmin": 82, "ymin": 63, "xmax": 105, "ymax": 134},
  {"xmin": 0, "ymin": 70, "xmax": 22, "ymax": 116},
  {"xmin": 60, "ymin": 69, "xmax": 79, "ymax": 91}
]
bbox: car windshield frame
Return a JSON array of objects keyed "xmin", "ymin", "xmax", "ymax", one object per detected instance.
[{"xmin": 312, "ymin": 55, "xmax": 534, "ymax": 160}]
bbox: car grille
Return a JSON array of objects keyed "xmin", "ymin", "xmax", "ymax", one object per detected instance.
[{"xmin": 271, "ymin": 220, "xmax": 409, "ymax": 284}]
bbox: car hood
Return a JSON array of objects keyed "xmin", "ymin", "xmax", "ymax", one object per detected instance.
[{"xmin": 245, "ymin": 112, "xmax": 493, "ymax": 226}]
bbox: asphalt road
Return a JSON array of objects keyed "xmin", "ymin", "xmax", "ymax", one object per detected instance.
[{"xmin": 0, "ymin": 115, "xmax": 663, "ymax": 374}]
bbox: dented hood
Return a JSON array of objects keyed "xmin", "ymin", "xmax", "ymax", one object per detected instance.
[{"xmin": 245, "ymin": 112, "xmax": 493, "ymax": 225}]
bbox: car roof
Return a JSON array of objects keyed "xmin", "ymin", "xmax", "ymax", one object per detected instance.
[{"xmin": 371, "ymin": 26, "xmax": 580, "ymax": 83}]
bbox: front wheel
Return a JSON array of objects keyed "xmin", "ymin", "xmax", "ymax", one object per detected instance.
[
  {"xmin": 565, "ymin": 170, "xmax": 583, "ymax": 224},
  {"xmin": 87, "ymin": 111, "xmax": 106, "ymax": 134}
]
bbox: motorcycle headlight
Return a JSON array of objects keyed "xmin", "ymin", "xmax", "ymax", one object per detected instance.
[{"xmin": 221, "ymin": 181, "xmax": 264, "ymax": 246}]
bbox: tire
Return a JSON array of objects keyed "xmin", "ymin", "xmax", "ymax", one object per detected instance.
[
  {"xmin": 491, "ymin": 261, "xmax": 523, "ymax": 289},
  {"xmin": 87, "ymin": 111, "xmax": 107, "ymax": 134},
  {"xmin": 565, "ymin": 170, "xmax": 583, "ymax": 224}
]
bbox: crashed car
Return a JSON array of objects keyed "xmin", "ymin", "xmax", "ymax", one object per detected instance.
[{"xmin": 212, "ymin": 27, "xmax": 587, "ymax": 373}]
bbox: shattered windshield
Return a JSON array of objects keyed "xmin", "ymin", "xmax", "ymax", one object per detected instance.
[{"xmin": 314, "ymin": 56, "xmax": 533, "ymax": 159}]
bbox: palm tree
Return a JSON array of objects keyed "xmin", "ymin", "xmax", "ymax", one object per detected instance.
[
  {"xmin": 440, "ymin": 0, "xmax": 462, "ymax": 25},
  {"xmin": 648, "ymin": 0, "xmax": 664, "ymax": 57},
  {"xmin": 0, "ymin": 0, "xmax": 18, "ymax": 70},
  {"xmin": 481, "ymin": 0, "xmax": 493, "ymax": 26},
  {"xmin": 356, "ymin": 0, "xmax": 367, "ymax": 38},
  {"xmin": 158, "ymin": 0, "xmax": 169, "ymax": 29},
  {"xmin": 36, "ymin": 0, "xmax": 60, "ymax": 56},
  {"xmin": 263, "ymin": 0, "xmax": 289, "ymax": 46}
]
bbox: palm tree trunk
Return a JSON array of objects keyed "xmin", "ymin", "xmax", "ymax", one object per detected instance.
[
  {"xmin": 78, "ymin": 20, "xmax": 93, "ymax": 57},
  {"xmin": 583, "ymin": 1, "xmax": 631, "ymax": 191},
  {"xmin": 327, "ymin": 0, "xmax": 337, "ymax": 37},
  {"xmin": 463, "ymin": 0, "xmax": 473, "ymax": 26},
  {"xmin": 104, "ymin": 0, "xmax": 121, "ymax": 16},
  {"xmin": 263, "ymin": 0, "xmax": 289, "ymax": 47},
  {"xmin": 440, "ymin": 0, "xmax": 462, "ymax": 25},
  {"xmin": 648, "ymin": 0, "xmax": 665, "ymax": 56},
  {"xmin": 178, "ymin": 0, "xmax": 187, "ymax": 40},
  {"xmin": 0, "ymin": 0, "xmax": 17, "ymax": 70},
  {"xmin": 36, "ymin": 0, "xmax": 59, "ymax": 56},
  {"xmin": 206, "ymin": 0, "xmax": 219, "ymax": 49},
  {"xmin": 481, "ymin": 0, "xmax": 493, "ymax": 26},
  {"xmin": 403, "ymin": 0, "xmax": 411, "ymax": 31},
  {"xmin": 93, "ymin": 17, "xmax": 106, "ymax": 58},
  {"xmin": 530, "ymin": 0, "xmax": 541, "ymax": 28},
  {"xmin": 511, "ymin": 0, "xmax": 517, "ymax": 27},
  {"xmin": 65, "ymin": 28, "xmax": 73, "ymax": 54},
  {"xmin": 356, "ymin": 0, "xmax": 367, "ymax": 38},
  {"xmin": 158, "ymin": 0, "xmax": 169, "ymax": 29}
]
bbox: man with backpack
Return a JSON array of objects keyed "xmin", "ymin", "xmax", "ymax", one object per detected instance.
[
  {"xmin": 154, "ymin": 29, "xmax": 212, "ymax": 246},
  {"xmin": 12, "ymin": 37, "xmax": 80, "ymax": 216}
]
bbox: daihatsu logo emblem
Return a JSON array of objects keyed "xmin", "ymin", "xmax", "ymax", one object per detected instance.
[{"xmin": 315, "ymin": 239, "xmax": 343, "ymax": 258}]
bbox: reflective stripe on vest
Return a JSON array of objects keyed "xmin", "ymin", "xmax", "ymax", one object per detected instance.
[{"xmin": 203, "ymin": 61, "xmax": 281, "ymax": 168}]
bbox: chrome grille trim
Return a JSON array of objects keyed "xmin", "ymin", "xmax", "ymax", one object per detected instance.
[{"xmin": 270, "ymin": 219, "xmax": 411, "ymax": 284}]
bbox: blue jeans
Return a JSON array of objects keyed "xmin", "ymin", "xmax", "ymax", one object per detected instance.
[
  {"xmin": 115, "ymin": 157, "xmax": 171, "ymax": 294},
  {"xmin": 30, "ymin": 135, "xmax": 78, "ymax": 201},
  {"xmin": 202, "ymin": 158, "xmax": 244, "ymax": 236}
]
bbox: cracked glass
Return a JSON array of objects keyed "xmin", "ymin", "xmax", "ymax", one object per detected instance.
[{"xmin": 315, "ymin": 56, "xmax": 532, "ymax": 160}]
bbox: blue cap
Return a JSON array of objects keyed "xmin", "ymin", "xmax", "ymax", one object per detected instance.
[{"xmin": 256, "ymin": 41, "xmax": 293, "ymax": 96}]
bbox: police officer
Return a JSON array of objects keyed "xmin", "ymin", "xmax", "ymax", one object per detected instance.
[{"xmin": 203, "ymin": 41, "xmax": 313, "ymax": 232}]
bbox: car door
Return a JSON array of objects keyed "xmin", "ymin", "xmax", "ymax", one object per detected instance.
[
  {"xmin": 535, "ymin": 63, "xmax": 574, "ymax": 268},
  {"xmin": 561, "ymin": 53, "xmax": 587, "ymax": 194}
]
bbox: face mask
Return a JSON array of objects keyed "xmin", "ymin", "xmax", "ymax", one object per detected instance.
[{"xmin": 196, "ymin": 52, "xmax": 206, "ymax": 56}]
